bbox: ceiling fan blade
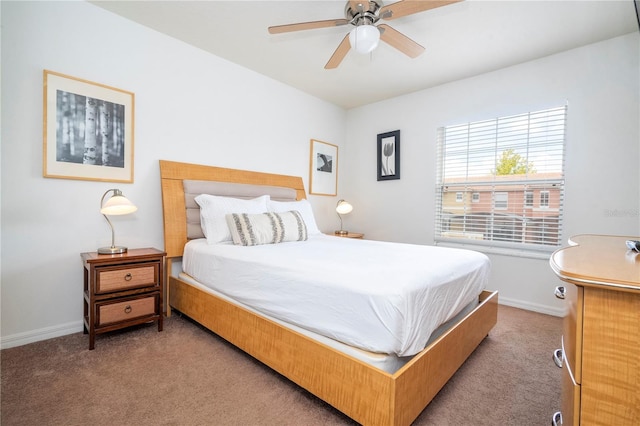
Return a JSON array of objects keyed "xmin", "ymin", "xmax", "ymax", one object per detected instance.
[
  {"xmin": 268, "ymin": 18, "xmax": 349, "ymax": 34},
  {"xmin": 379, "ymin": 0, "xmax": 462, "ymax": 21},
  {"xmin": 325, "ymin": 34, "xmax": 352, "ymax": 69},
  {"xmin": 378, "ymin": 24, "xmax": 425, "ymax": 58}
]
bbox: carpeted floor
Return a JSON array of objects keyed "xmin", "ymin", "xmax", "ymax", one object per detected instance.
[{"xmin": 1, "ymin": 305, "xmax": 561, "ymax": 425}]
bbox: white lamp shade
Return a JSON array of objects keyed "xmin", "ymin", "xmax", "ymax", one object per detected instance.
[
  {"xmin": 101, "ymin": 195, "xmax": 137, "ymax": 215},
  {"xmin": 336, "ymin": 200, "xmax": 353, "ymax": 215},
  {"xmin": 349, "ymin": 25, "xmax": 380, "ymax": 54}
]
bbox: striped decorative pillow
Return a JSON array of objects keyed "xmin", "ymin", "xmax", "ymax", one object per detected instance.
[{"xmin": 226, "ymin": 210, "xmax": 308, "ymax": 246}]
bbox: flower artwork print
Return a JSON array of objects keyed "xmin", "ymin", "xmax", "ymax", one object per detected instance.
[
  {"xmin": 381, "ymin": 139, "xmax": 395, "ymax": 175},
  {"xmin": 377, "ymin": 130, "xmax": 400, "ymax": 181}
]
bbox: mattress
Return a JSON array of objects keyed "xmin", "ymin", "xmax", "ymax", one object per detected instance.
[
  {"xmin": 176, "ymin": 271, "xmax": 479, "ymax": 374},
  {"xmin": 182, "ymin": 234, "xmax": 490, "ymax": 357}
]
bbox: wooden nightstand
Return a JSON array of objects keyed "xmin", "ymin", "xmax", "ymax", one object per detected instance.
[
  {"xmin": 332, "ymin": 232, "xmax": 364, "ymax": 239},
  {"xmin": 81, "ymin": 248, "xmax": 165, "ymax": 350}
]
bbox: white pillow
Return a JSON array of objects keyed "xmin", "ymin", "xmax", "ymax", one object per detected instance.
[
  {"xmin": 195, "ymin": 194, "xmax": 269, "ymax": 244},
  {"xmin": 226, "ymin": 211, "xmax": 308, "ymax": 246},
  {"xmin": 267, "ymin": 199, "xmax": 320, "ymax": 235}
]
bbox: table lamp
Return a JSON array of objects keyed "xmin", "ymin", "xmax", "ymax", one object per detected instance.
[
  {"xmin": 335, "ymin": 199, "xmax": 353, "ymax": 235},
  {"xmin": 98, "ymin": 189, "xmax": 137, "ymax": 254}
]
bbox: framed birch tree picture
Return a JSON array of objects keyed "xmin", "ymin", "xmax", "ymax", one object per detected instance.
[
  {"xmin": 43, "ymin": 70, "xmax": 135, "ymax": 183},
  {"xmin": 309, "ymin": 139, "xmax": 338, "ymax": 196},
  {"xmin": 377, "ymin": 130, "xmax": 400, "ymax": 181}
]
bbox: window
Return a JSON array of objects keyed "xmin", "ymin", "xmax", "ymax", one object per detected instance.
[
  {"xmin": 435, "ymin": 106, "xmax": 566, "ymax": 252},
  {"xmin": 540, "ymin": 191, "xmax": 550, "ymax": 208},
  {"xmin": 524, "ymin": 191, "xmax": 534, "ymax": 208},
  {"xmin": 494, "ymin": 192, "xmax": 508, "ymax": 210}
]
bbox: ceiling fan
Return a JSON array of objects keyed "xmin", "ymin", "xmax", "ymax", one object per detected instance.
[{"xmin": 268, "ymin": 0, "xmax": 461, "ymax": 69}]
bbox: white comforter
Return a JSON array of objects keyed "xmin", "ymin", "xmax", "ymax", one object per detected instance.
[{"xmin": 182, "ymin": 235, "xmax": 490, "ymax": 356}]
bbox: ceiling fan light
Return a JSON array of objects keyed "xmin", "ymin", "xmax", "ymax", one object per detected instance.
[{"xmin": 349, "ymin": 25, "xmax": 380, "ymax": 54}]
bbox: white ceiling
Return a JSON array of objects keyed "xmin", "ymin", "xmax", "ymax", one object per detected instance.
[{"xmin": 91, "ymin": 0, "xmax": 639, "ymax": 109}]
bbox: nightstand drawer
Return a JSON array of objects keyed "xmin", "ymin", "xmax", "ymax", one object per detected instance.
[
  {"xmin": 97, "ymin": 295, "xmax": 157, "ymax": 326},
  {"xmin": 97, "ymin": 264, "xmax": 158, "ymax": 293}
]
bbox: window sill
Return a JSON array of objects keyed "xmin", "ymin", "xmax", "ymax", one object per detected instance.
[{"xmin": 434, "ymin": 240, "xmax": 556, "ymax": 260}]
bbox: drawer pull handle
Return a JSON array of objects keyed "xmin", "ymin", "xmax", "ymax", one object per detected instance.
[
  {"xmin": 554, "ymin": 286, "xmax": 565, "ymax": 300},
  {"xmin": 124, "ymin": 305, "xmax": 132, "ymax": 314},
  {"xmin": 124, "ymin": 273, "xmax": 133, "ymax": 281},
  {"xmin": 551, "ymin": 411, "xmax": 562, "ymax": 426},
  {"xmin": 553, "ymin": 348, "xmax": 563, "ymax": 368}
]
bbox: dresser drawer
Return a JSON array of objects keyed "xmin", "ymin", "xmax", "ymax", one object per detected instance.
[
  {"xmin": 561, "ymin": 343, "xmax": 580, "ymax": 426},
  {"xmin": 96, "ymin": 263, "xmax": 159, "ymax": 293},
  {"xmin": 97, "ymin": 295, "xmax": 158, "ymax": 326},
  {"xmin": 562, "ymin": 283, "xmax": 583, "ymax": 384}
]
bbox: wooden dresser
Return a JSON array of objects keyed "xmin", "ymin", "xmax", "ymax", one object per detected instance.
[{"xmin": 550, "ymin": 235, "xmax": 640, "ymax": 425}]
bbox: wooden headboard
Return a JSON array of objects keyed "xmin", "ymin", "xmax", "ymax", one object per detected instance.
[{"xmin": 159, "ymin": 160, "xmax": 307, "ymax": 259}]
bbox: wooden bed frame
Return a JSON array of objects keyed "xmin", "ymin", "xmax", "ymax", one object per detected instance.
[{"xmin": 159, "ymin": 159, "xmax": 498, "ymax": 426}]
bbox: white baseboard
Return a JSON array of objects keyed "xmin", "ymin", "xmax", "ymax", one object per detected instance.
[
  {"xmin": 499, "ymin": 296, "xmax": 565, "ymax": 317},
  {"xmin": 1, "ymin": 298, "xmax": 562, "ymax": 349},
  {"xmin": 1, "ymin": 320, "xmax": 84, "ymax": 350}
]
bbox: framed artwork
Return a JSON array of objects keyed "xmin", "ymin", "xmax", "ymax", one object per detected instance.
[
  {"xmin": 309, "ymin": 139, "xmax": 338, "ymax": 196},
  {"xmin": 377, "ymin": 130, "xmax": 400, "ymax": 181},
  {"xmin": 43, "ymin": 70, "xmax": 135, "ymax": 183}
]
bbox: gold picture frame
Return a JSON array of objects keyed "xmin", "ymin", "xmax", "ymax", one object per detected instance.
[
  {"xmin": 309, "ymin": 139, "xmax": 338, "ymax": 196},
  {"xmin": 43, "ymin": 70, "xmax": 135, "ymax": 183}
]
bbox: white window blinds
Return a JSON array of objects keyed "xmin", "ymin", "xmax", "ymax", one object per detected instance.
[{"xmin": 435, "ymin": 106, "xmax": 566, "ymax": 252}]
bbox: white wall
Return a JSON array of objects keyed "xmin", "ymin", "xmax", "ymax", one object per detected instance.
[
  {"xmin": 0, "ymin": 1, "xmax": 345, "ymax": 347},
  {"xmin": 342, "ymin": 33, "xmax": 640, "ymax": 316}
]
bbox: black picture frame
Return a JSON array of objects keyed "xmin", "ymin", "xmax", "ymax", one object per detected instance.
[{"xmin": 377, "ymin": 130, "xmax": 400, "ymax": 181}]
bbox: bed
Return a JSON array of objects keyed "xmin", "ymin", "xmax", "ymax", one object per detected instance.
[{"xmin": 159, "ymin": 159, "xmax": 498, "ymax": 426}]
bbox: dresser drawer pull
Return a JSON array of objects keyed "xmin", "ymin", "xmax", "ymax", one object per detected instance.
[
  {"xmin": 554, "ymin": 286, "xmax": 565, "ymax": 300},
  {"xmin": 124, "ymin": 305, "xmax": 132, "ymax": 314},
  {"xmin": 551, "ymin": 411, "xmax": 562, "ymax": 426},
  {"xmin": 553, "ymin": 348, "xmax": 563, "ymax": 368},
  {"xmin": 124, "ymin": 273, "xmax": 132, "ymax": 281}
]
